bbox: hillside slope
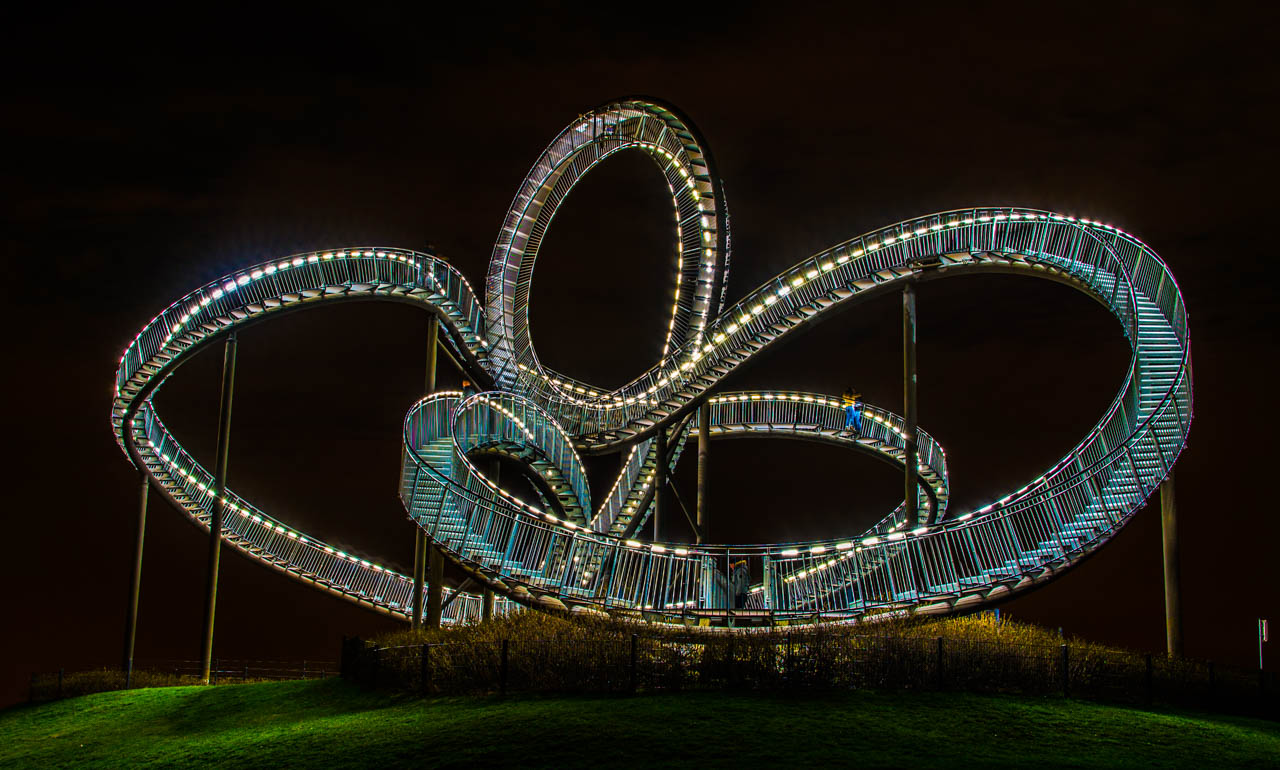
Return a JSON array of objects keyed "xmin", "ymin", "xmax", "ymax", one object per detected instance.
[{"xmin": 3, "ymin": 679, "xmax": 1277, "ymax": 768}]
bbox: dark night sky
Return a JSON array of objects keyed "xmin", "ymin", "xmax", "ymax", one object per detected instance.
[{"xmin": 3, "ymin": 3, "xmax": 1277, "ymax": 707}]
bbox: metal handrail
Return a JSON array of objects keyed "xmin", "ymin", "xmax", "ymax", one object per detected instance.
[{"xmin": 112, "ymin": 99, "xmax": 1190, "ymax": 626}]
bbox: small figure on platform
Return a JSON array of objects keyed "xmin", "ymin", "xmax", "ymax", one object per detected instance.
[
  {"xmin": 841, "ymin": 387, "xmax": 864, "ymax": 434},
  {"xmin": 730, "ymin": 559, "xmax": 751, "ymax": 609}
]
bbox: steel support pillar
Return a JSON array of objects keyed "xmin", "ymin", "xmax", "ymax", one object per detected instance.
[
  {"xmin": 200, "ymin": 332, "xmax": 237, "ymax": 684},
  {"xmin": 425, "ymin": 318, "xmax": 438, "ymax": 394},
  {"xmin": 696, "ymin": 401, "xmax": 710, "ymax": 545},
  {"xmin": 411, "ymin": 532, "xmax": 426, "ymax": 628},
  {"xmin": 482, "ymin": 589, "xmax": 495, "ymax": 622},
  {"xmin": 903, "ymin": 283, "xmax": 919, "ymax": 528},
  {"xmin": 654, "ymin": 426, "xmax": 668, "ymax": 541},
  {"xmin": 123, "ymin": 472, "xmax": 149, "ymax": 676},
  {"xmin": 411, "ymin": 319, "xmax": 439, "ymax": 628},
  {"xmin": 1160, "ymin": 470, "xmax": 1183, "ymax": 657},
  {"xmin": 427, "ymin": 544, "xmax": 444, "ymax": 629}
]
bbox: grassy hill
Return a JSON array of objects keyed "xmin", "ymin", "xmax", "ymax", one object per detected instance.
[{"xmin": 2, "ymin": 679, "xmax": 1277, "ymax": 768}]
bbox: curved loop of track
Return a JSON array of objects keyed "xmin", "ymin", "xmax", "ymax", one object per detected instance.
[{"xmin": 113, "ymin": 99, "xmax": 1190, "ymax": 625}]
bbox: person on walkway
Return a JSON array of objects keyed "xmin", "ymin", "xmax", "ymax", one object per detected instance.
[
  {"xmin": 841, "ymin": 387, "xmax": 864, "ymax": 433},
  {"xmin": 730, "ymin": 559, "xmax": 751, "ymax": 609}
]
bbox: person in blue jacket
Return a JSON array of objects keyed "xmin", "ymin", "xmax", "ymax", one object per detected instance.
[{"xmin": 842, "ymin": 387, "xmax": 863, "ymax": 433}]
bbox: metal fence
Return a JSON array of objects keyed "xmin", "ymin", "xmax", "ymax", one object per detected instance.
[
  {"xmin": 341, "ymin": 634, "xmax": 1275, "ymax": 717},
  {"xmin": 29, "ymin": 658, "xmax": 337, "ymax": 703}
]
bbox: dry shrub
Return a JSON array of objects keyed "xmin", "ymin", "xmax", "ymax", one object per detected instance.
[{"xmin": 358, "ymin": 609, "xmax": 1174, "ymax": 697}]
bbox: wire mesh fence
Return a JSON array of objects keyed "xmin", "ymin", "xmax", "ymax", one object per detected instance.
[
  {"xmin": 341, "ymin": 633, "xmax": 1277, "ymax": 717},
  {"xmin": 29, "ymin": 658, "xmax": 337, "ymax": 703}
]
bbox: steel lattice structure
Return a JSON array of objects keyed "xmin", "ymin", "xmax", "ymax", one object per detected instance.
[{"xmin": 113, "ymin": 97, "xmax": 1192, "ymax": 626}]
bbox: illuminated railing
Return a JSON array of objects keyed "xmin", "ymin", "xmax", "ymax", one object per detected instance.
[
  {"xmin": 111, "ymin": 249, "xmax": 513, "ymax": 622},
  {"xmin": 400, "ymin": 201, "xmax": 1189, "ymax": 620},
  {"xmin": 113, "ymin": 97, "xmax": 1190, "ymax": 626},
  {"xmin": 132, "ymin": 402, "xmax": 512, "ymax": 622},
  {"xmin": 485, "ymin": 99, "xmax": 727, "ymax": 395},
  {"xmin": 500, "ymin": 208, "xmax": 1147, "ymax": 445}
]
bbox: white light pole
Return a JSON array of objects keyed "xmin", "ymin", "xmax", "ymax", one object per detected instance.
[{"xmin": 1260, "ymin": 618, "xmax": 1269, "ymax": 671}]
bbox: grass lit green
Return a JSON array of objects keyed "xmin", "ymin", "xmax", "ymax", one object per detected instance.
[{"xmin": 3, "ymin": 678, "xmax": 1277, "ymax": 768}]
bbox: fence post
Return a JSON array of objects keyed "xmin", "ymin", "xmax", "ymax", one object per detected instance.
[
  {"xmin": 372, "ymin": 646, "xmax": 380, "ymax": 690},
  {"xmin": 629, "ymin": 634, "xmax": 638, "ymax": 694},
  {"xmin": 243, "ymin": 666, "xmax": 248, "ymax": 683},
  {"xmin": 732, "ymin": 631, "xmax": 742, "ymax": 685},
  {"xmin": 213, "ymin": 658, "xmax": 219, "ymax": 685},
  {"xmin": 303, "ymin": 660, "xmax": 308, "ymax": 680},
  {"xmin": 125, "ymin": 664, "xmax": 132, "ymax": 690},
  {"xmin": 500, "ymin": 640, "xmax": 509, "ymax": 697},
  {"xmin": 936, "ymin": 637, "xmax": 945, "ymax": 689},
  {"xmin": 1060, "ymin": 644, "xmax": 1069, "ymax": 697},
  {"xmin": 58, "ymin": 669, "xmax": 64, "ymax": 700},
  {"xmin": 420, "ymin": 644, "xmax": 431, "ymax": 695},
  {"xmin": 1144, "ymin": 653, "xmax": 1153, "ymax": 706},
  {"xmin": 786, "ymin": 632, "xmax": 793, "ymax": 688},
  {"xmin": 1207, "ymin": 661, "xmax": 1215, "ymax": 700}
]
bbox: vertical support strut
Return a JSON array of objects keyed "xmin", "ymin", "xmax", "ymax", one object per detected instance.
[
  {"xmin": 903, "ymin": 282, "xmax": 919, "ymax": 529},
  {"xmin": 200, "ymin": 332, "xmax": 238, "ymax": 684},
  {"xmin": 427, "ymin": 544, "xmax": 444, "ymax": 628},
  {"xmin": 413, "ymin": 319, "xmax": 440, "ymax": 629},
  {"xmin": 654, "ymin": 426, "xmax": 668, "ymax": 542},
  {"xmin": 1160, "ymin": 469, "xmax": 1183, "ymax": 657},
  {"xmin": 123, "ymin": 472, "xmax": 149, "ymax": 676},
  {"xmin": 425, "ymin": 318, "xmax": 439, "ymax": 394},
  {"xmin": 411, "ymin": 533, "xmax": 425, "ymax": 628},
  {"xmin": 696, "ymin": 401, "xmax": 710, "ymax": 545},
  {"xmin": 482, "ymin": 589, "xmax": 495, "ymax": 621}
]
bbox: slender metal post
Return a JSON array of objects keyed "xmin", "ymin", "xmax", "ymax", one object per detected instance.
[
  {"xmin": 499, "ymin": 639, "xmax": 509, "ymax": 696},
  {"xmin": 697, "ymin": 402, "xmax": 710, "ymax": 544},
  {"xmin": 411, "ymin": 532, "xmax": 425, "ymax": 628},
  {"xmin": 425, "ymin": 318, "xmax": 438, "ymax": 393},
  {"xmin": 427, "ymin": 544, "xmax": 444, "ymax": 628},
  {"xmin": 412, "ymin": 320, "xmax": 439, "ymax": 628},
  {"xmin": 420, "ymin": 644, "xmax": 431, "ymax": 695},
  {"xmin": 630, "ymin": 633, "xmax": 638, "ymax": 693},
  {"xmin": 1144, "ymin": 653, "xmax": 1153, "ymax": 705},
  {"xmin": 123, "ymin": 472, "xmax": 149, "ymax": 677},
  {"xmin": 1061, "ymin": 643, "xmax": 1070, "ymax": 696},
  {"xmin": 200, "ymin": 332, "xmax": 237, "ymax": 684},
  {"xmin": 654, "ymin": 427, "xmax": 668, "ymax": 541},
  {"xmin": 903, "ymin": 282, "xmax": 919, "ymax": 528},
  {"xmin": 1160, "ymin": 469, "xmax": 1183, "ymax": 657}
]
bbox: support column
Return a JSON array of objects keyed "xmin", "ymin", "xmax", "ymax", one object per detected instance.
[
  {"xmin": 411, "ymin": 532, "xmax": 425, "ymax": 628},
  {"xmin": 1160, "ymin": 470, "xmax": 1183, "ymax": 657},
  {"xmin": 425, "ymin": 318, "xmax": 438, "ymax": 394},
  {"xmin": 903, "ymin": 282, "xmax": 919, "ymax": 529},
  {"xmin": 412, "ymin": 319, "xmax": 440, "ymax": 628},
  {"xmin": 123, "ymin": 472, "xmax": 149, "ymax": 676},
  {"xmin": 200, "ymin": 332, "xmax": 238, "ymax": 684},
  {"xmin": 654, "ymin": 427, "xmax": 668, "ymax": 541},
  {"xmin": 482, "ymin": 590, "xmax": 495, "ymax": 621},
  {"xmin": 427, "ymin": 545, "xmax": 444, "ymax": 629},
  {"xmin": 696, "ymin": 401, "xmax": 710, "ymax": 545}
]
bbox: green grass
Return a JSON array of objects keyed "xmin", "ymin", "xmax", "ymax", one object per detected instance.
[{"xmin": 2, "ymin": 679, "xmax": 1277, "ymax": 768}]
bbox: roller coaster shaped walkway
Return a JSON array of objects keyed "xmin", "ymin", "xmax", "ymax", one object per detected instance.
[{"xmin": 113, "ymin": 98, "xmax": 1192, "ymax": 626}]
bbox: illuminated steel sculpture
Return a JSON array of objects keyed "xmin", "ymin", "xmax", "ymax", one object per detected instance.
[{"xmin": 113, "ymin": 98, "xmax": 1192, "ymax": 628}]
